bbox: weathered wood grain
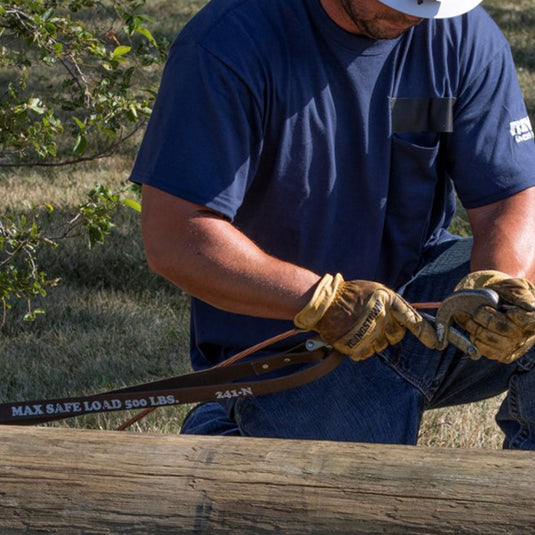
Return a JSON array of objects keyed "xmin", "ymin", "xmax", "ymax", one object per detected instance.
[{"xmin": 0, "ymin": 426, "xmax": 533, "ymax": 534}]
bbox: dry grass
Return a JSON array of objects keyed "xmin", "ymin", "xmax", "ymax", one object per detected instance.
[{"xmin": 419, "ymin": 396, "xmax": 505, "ymax": 449}]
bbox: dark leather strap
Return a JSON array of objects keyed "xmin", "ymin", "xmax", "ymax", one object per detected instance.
[{"xmin": 0, "ymin": 346, "xmax": 344, "ymax": 426}]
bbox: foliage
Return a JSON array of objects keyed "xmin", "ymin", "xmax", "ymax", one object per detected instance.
[
  {"xmin": 0, "ymin": 182, "xmax": 141, "ymax": 326},
  {"xmin": 0, "ymin": 0, "xmax": 162, "ymax": 324},
  {"xmin": 0, "ymin": 0, "xmax": 166, "ymax": 165}
]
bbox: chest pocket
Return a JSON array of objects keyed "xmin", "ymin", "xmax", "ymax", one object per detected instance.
[{"xmin": 381, "ymin": 98, "xmax": 456, "ymax": 288}]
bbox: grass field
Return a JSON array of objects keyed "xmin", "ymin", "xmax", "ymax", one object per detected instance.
[{"xmin": 0, "ymin": 0, "xmax": 532, "ymax": 447}]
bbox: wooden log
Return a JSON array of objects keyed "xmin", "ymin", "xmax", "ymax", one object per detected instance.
[{"xmin": 0, "ymin": 426, "xmax": 533, "ymax": 534}]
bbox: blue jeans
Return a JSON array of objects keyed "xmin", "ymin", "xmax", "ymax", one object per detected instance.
[{"xmin": 181, "ymin": 238, "xmax": 535, "ymax": 449}]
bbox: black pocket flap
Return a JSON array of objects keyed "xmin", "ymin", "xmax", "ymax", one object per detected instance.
[{"xmin": 390, "ymin": 97, "xmax": 456, "ymax": 133}]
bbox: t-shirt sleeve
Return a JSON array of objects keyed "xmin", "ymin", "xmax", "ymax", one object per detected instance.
[
  {"xmin": 129, "ymin": 41, "xmax": 264, "ymax": 221},
  {"xmin": 447, "ymin": 41, "xmax": 535, "ymax": 209}
]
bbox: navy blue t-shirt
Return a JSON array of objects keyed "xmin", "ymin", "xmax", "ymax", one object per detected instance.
[{"xmin": 131, "ymin": 0, "xmax": 535, "ymax": 369}]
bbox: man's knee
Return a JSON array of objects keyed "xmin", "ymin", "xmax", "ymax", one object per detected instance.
[{"xmin": 180, "ymin": 402, "xmax": 241, "ymax": 436}]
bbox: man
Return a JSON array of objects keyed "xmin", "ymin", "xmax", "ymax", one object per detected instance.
[{"xmin": 131, "ymin": 0, "xmax": 535, "ymax": 448}]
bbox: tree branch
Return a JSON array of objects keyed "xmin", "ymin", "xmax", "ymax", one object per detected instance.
[{"xmin": 0, "ymin": 124, "xmax": 145, "ymax": 168}]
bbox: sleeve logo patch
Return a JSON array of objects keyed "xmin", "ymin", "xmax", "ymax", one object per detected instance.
[{"xmin": 510, "ymin": 116, "xmax": 534, "ymax": 143}]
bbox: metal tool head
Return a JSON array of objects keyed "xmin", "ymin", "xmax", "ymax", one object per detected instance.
[{"xmin": 435, "ymin": 288, "xmax": 500, "ymax": 352}]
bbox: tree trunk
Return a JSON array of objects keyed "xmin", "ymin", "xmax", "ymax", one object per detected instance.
[{"xmin": 0, "ymin": 425, "xmax": 533, "ymax": 534}]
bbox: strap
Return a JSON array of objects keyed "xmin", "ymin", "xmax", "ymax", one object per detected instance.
[{"xmin": 0, "ymin": 346, "xmax": 345, "ymax": 426}]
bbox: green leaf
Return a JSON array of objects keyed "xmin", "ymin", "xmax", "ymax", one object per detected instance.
[
  {"xmin": 121, "ymin": 198, "xmax": 141, "ymax": 212},
  {"xmin": 112, "ymin": 45, "xmax": 132, "ymax": 58},
  {"xmin": 136, "ymin": 27, "xmax": 156, "ymax": 45},
  {"xmin": 73, "ymin": 116, "xmax": 86, "ymax": 130},
  {"xmin": 72, "ymin": 133, "xmax": 87, "ymax": 155},
  {"xmin": 23, "ymin": 309, "xmax": 45, "ymax": 322},
  {"xmin": 88, "ymin": 226, "xmax": 103, "ymax": 248},
  {"xmin": 42, "ymin": 8, "xmax": 54, "ymax": 22},
  {"xmin": 126, "ymin": 104, "xmax": 138, "ymax": 121},
  {"xmin": 102, "ymin": 128, "xmax": 118, "ymax": 138},
  {"xmin": 26, "ymin": 98, "xmax": 46, "ymax": 114}
]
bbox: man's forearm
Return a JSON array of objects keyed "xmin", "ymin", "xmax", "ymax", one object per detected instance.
[
  {"xmin": 467, "ymin": 186, "xmax": 535, "ymax": 281},
  {"xmin": 141, "ymin": 185, "xmax": 321, "ymax": 320}
]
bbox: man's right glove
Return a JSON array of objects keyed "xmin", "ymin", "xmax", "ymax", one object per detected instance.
[
  {"xmin": 453, "ymin": 270, "xmax": 535, "ymax": 363},
  {"xmin": 294, "ymin": 273, "xmax": 438, "ymax": 360}
]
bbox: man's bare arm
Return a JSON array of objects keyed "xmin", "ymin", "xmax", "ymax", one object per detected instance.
[
  {"xmin": 141, "ymin": 185, "xmax": 321, "ymax": 320},
  {"xmin": 467, "ymin": 186, "xmax": 535, "ymax": 281}
]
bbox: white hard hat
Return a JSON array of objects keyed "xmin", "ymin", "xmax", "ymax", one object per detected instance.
[{"xmin": 379, "ymin": 0, "xmax": 484, "ymax": 19}]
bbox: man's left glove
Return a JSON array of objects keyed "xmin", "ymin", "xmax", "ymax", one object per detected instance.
[
  {"xmin": 453, "ymin": 270, "xmax": 535, "ymax": 363},
  {"xmin": 294, "ymin": 273, "xmax": 438, "ymax": 360}
]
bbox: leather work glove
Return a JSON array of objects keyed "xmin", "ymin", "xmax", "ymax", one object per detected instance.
[
  {"xmin": 294, "ymin": 273, "xmax": 438, "ymax": 360},
  {"xmin": 453, "ymin": 270, "xmax": 535, "ymax": 363}
]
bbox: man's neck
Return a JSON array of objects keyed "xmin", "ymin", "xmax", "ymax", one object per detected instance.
[{"xmin": 320, "ymin": 0, "xmax": 364, "ymax": 35}]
